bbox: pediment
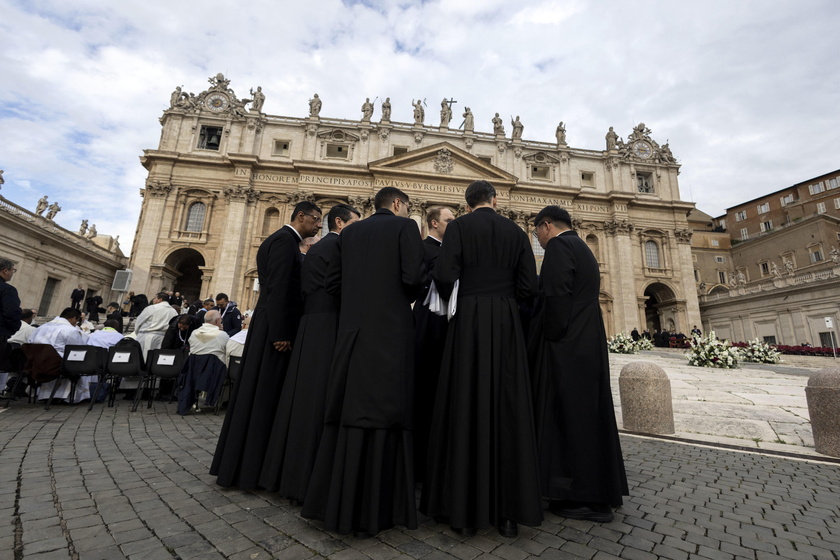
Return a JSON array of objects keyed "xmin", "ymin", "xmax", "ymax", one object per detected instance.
[
  {"xmin": 369, "ymin": 142, "xmax": 517, "ymax": 185},
  {"xmin": 522, "ymin": 151, "xmax": 560, "ymax": 165},
  {"xmin": 316, "ymin": 128, "xmax": 361, "ymax": 143}
]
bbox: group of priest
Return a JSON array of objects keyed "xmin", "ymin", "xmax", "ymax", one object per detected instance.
[{"xmin": 210, "ymin": 181, "xmax": 628, "ymax": 539}]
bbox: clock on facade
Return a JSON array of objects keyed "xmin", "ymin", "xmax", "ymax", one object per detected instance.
[
  {"xmin": 206, "ymin": 93, "xmax": 230, "ymax": 112},
  {"xmin": 632, "ymin": 141, "xmax": 653, "ymax": 159}
]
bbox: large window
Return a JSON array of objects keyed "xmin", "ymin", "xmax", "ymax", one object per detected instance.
[
  {"xmin": 644, "ymin": 240, "xmax": 660, "ymax": 268},
  {"xmin": 740, "ymin": 228, "xmax": 749, "ymax": 240},
  {"xmin": 760, "ymin": 220, "xmax": 773, "ymax": 232},
  {"xmin": 735, "ymin": 210, "xmax": 747, "ymax": 222},
  {"xmin": 817, "ymin": 202, "xmax": 826, "ymax": 214},
  {"xmin": 757, "ymin": 202, "xmax": 770, "ymax": 214},
  {"xmin": 185, "ymin": 202, "xmax": 206, "ymax": 232},
  {"xmin": 809, "ymin": 182, "xmax": 825, "ymax": 195}
]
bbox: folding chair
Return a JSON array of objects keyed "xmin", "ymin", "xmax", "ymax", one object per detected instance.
[
  {"xmin": 10, "ymin": 343, "xmax": 62, "ymax": 406},
  {"xmin": 145, "ymin": 348, "xmax": 188, "ymax": 409},
  {"xmin": 2, "ymin": 342, "xmax": 26, "ymax": 408},
  {"xmin": 103, "ymin": 345, "xmax": 148, "ymax": 412},
  {"xmin": 48, "ymin": 345, "xmax": 108, "ymax": 410},
  {"xmin": 215, "ymin": 355, "xmax": 243, "ymax": 415}
]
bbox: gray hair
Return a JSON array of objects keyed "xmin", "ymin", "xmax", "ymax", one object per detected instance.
[
  {"xmin": 204, "ymin": 310, "xmax": 222, "ymax": 324},
  {"xmin": 0, "ymin": 257, "xmax": 15, "ymax": 272}
]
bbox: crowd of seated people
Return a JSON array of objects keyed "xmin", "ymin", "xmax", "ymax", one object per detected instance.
[{"xmin": 2, "ymin": 289, "xmax": 248, "ymax": 405}]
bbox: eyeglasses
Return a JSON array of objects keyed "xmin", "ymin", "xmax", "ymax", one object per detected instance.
[
  {"xmin": 303, "ymin": 213, "xmax": 321, "ymax": 221},
  {"xmin": 532, "ymin": 221, "xmax": 549, "ymax": 238}
]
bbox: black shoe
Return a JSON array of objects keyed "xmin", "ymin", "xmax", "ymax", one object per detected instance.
[
  {"xmin": 353, "ymin": 530, "xmax": 374, "ymax": 539},
  {"xmin": 549, "ymin": 500, "xmax": 613, "ymax": 523},
  {"xmin": 497, "ymin": 519, "xmax": 518, "ymax": 538},
  {"xmin": 452, "ymin": 526, "xmax": 477, "ymax": 537},
  {"xmin": 289, "ymin": 498, "xmax": 302, "ymax": 507}
]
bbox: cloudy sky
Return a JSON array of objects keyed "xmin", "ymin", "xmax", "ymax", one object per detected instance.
[{"xmin": 2, "ymin": 0, "xmax": 838, "ymax": 250}]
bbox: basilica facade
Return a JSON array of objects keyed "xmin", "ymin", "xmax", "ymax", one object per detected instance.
[{"xmin": 128, "ymin": 73, "xmax": 700, "ymax": 336}]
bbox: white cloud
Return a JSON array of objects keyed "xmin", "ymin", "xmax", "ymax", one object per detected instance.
[{"xmin": 0, "ymin": 0, "xmax": 838, "ymax": 253}]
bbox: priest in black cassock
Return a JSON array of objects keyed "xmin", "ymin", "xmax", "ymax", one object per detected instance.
[
  {"xmin": 420, "ymin": 180, "xmax": 543, "ymax": 538},
  {"xmin": 210, "ymin": 201, "xmax": 322, "ymax": 489},
  {"xmin": 301, "ymin": 187, "xmax": 426, "ymax": 537},
  {"xmin": 529, "ymin": 205, "xmax": 628, "ymax": 522},
  {"xmin": 259, "ymin": 203, "xmax": 361, "ymax": 502},
  {"xmin": 412, "ymin": 205, "xmax": 455, "ymax": 484}
]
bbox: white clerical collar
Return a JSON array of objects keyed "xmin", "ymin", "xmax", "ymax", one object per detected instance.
[
  {"xmin": 429, "ymin": 235, "xmax": 443, "ymax": 244},
  {"xmin": 283, "ymin": 224, "xmax": 303, "ymax": 241}
]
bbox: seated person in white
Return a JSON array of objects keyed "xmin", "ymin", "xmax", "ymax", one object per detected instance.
[
  {"xmin": 189, "ymin": 310, "xmax": 229, "ymax": 362},
  {"xmin": 178, "ymin": 310, "xmax": 230, "ymax": 414},
  {"xmin": 30, "ymin": 307, "xmax": 89, "ymax": 402},
  {"xmin": 87, "ymin": 319, "xmax": 125, "ymax": 349},
  {"xmin": 224, "ymin": 315, "xmax": 249, "ymax": 365}
]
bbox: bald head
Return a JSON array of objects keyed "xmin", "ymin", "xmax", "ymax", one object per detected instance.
[{"xmin": 204, "ymin": 310, "xmax": 222, "ymax": 327}]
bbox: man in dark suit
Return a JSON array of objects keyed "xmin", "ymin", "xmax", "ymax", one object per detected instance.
[
  {"xmin": 70, "ymin": 284, "xmax": 84, "ymax": 311},
  {"xmin": 412, "ymin": 205, "xmax": 454, "ymax": 484},
  {"xmin": 0, "ymin": 258, "xmax": 22, "ymax": 357},
  {"xmin": 214, "ymin": 293, "xmax": 242, "ymax": 337},
  {"xmin": 421, "ymin": 180, "xmax": 542, "ymax": 538},
  {"xmin": 529, "ymin": 205, "xmax": 628, "ymax": 522},
  {"xmin": 302, "ymin": 187, "xmax": 426, "ymax": 537},
  {"xmin": 260, "ymin": 203, "xmax": 360, "ymax": 503},
  {"xmin": 211, "ymin": 200, "xmax": 322, "ymax": 489}
]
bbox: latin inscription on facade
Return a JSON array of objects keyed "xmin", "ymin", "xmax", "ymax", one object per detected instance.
[{"xmin": 300, "ymin": 175, "xmax": 372, "ymax": 187}]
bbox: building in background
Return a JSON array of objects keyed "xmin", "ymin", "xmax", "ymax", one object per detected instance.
[
  {"xmin": 129, "ymin": 73, "xmax": 701, "ymax": 335},
  {"xmin": 0, "ymin": 193, "xmax": 127, "ymax": 318},
  {"xmin": 695, "ymin": 170, "xmax": 840, "ymax": 346}
]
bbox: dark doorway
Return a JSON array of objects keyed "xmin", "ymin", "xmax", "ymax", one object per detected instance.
[{"xmin": 164, "ymin": 249, "xmax": 205, "ymax": 304}]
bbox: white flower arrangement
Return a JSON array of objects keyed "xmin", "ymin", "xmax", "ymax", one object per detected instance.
[
  {"xmin": 685, "ymin": 331, "xmax": 740, "ymax": 368},
  {"xmin": 608, "ymin": 332, "xmax": 639, "ymax": 354},
  {"xmin": 635, "ymin": 337, "xmax": 654, "ymax": 351},
  {"xmin": 739, "ymin": 338, "xmax": 782, "ymax": 364}
]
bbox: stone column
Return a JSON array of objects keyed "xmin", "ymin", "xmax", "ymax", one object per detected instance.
[
  {"xmin": 129, "ymin": 182, "xmax": 172, "ymax": 296},
  {"xmin": 606, "ymin": 220, "xmax": 638, "ymax": 333},
  {"xmin": 213, "ymin": 185, "xmax": 260, "ymax": 299},
  {"xmin": 674, "ymin": 228, "xmax": 701, "ymax": 329},
  {"xmin": 198, "ymin": 266, "xmax": 215, "ymax": 300},
  {"xmin": 409, "ymin": 200, "xmax": 426, "ymax": 235}
]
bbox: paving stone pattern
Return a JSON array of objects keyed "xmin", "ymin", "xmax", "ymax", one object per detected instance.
[{"xmin": 1, "ymin": 403, "xmax": 839, "ymax": 559}]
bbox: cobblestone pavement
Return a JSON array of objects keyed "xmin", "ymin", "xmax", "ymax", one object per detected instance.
[{"xmin": 2, "ymin": 400, "xmax": 839, "ymax": 560}]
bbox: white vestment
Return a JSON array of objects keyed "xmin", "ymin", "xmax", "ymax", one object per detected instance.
[
  {"xmin": 30, "ymin": 317, "xmax": 89, "ymax": 402},
  {"xmin": 225, "ymin": 329, "xmax": 248, "ymax": 365},
  {"xmin": 133, "ymin": 301, "xmax": 178, "ymax": 359},
  {"xmin": 189, "ymin": 324, "xmax": 230, "ymax": 363}
]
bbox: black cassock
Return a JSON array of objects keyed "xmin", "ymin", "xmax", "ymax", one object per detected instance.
[
  {"xmin": 412, "ymin": 236, "xmax": 448, "ymax": 484},
  {"xmin": 421, "ymin": 207, "xmax": 543, "ymax": 530},
  {"xmin": 259, "ymin": 231, "xmax": 341, "ymax": 500},
  {"xmin": 302, "ymin": 208, "xmax": 425, "ymax": 535},
  {"xmin": 528, "ymin": 231, "xmax": 628, "ymax": 506},
  {"xmin": 211, "ymin": 225, "xmax": 303, "ymax": 489}
]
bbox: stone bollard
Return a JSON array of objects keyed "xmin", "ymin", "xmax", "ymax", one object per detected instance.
[
  {"xmin": 619, "ymin": 362, "xmax": 675, "ymax": 435},
  {"xmin": 805, "ymin": 368, "xmax": 840, "ymax": 457}
]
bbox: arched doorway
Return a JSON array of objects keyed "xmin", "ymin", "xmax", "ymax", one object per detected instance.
[
  {"xmin": 164, "ymin": 248, "xmax": 206, "ymax": 304},
  {"xmin": 643, "ymin": 282, "xmax": 678, "ymax": 335}
]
